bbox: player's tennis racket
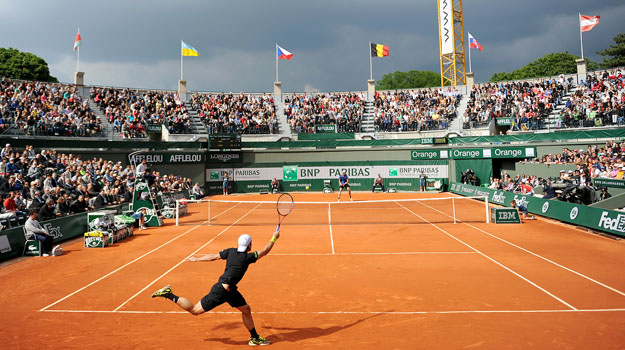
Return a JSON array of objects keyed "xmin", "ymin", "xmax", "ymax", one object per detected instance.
[{"xmin": 276, "ymin": 193, "xmax": 294, "ymax": 231}]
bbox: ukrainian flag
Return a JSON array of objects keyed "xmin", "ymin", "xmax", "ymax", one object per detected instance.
[{"xmin": 182, "ymin": 41, "xmax": 200, "ymax": 56}]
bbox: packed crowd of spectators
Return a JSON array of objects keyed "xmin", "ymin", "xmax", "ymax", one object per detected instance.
[
  {"xmin": 524, "ymin": 141, "xmax": 625, "ymax": 180},
  {"xmin": 464, "ymin": 77, "xmax": 568, "ymax": 130},
  {"xmin": 373, "ymin": 88, "xmax": 460, "ymax": 132},
  {"xmin": 284, "ymin": 92, "xmax": 365, "ymax": 133},
  {"xmin": 0, "ymin": 79, "xmax": 102, "ymax": 137},
  {"xmin": 485, "ymin": 141, "xmax": 624, "ymax": 205},
  {"xmin": 191, "ymin": 93, "xmax": 277, "ymax": 134},
  {"xmin": 91, "ymin": 87, "xmax": 190, "ymax": 138},
  {"xmin": 554, "ymin": 69, "xmax": 625, "ymax": 128},
  {"xmin": 0, "ymin": 144, "xmax": 193, "ymax": 228}
]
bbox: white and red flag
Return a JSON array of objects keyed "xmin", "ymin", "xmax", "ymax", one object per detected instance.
[
  {"xmin": 579, "ymin": 15, "xmax": 600, "ymax": 32},
  {"xmin": 73, "ymin": 29, "xmax": 82, "ymax": 51}
]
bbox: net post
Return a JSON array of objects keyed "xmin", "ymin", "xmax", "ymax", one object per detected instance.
[
  {"xmin": 175, "ymin": 199, "xmax": 179, "ymax": 226},
  {"xmin": 452, "ymin": 197, "xmax": 457, "ymax": 224},
  {"xmin": 484, "ymin": 196, "xmax": 490, "ymax": 224}
]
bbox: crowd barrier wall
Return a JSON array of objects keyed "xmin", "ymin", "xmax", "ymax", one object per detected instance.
[
  {"xmin": 0, "ymin": 203, "xmax": 130, "ymax": 262},
  {"xmin": 449, "ymin": 182, "xmax": 625, "ymax": 238}
]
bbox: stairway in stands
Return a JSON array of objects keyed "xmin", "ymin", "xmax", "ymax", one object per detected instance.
[
  {"xmin": 185, "ymin": 101, "xmax": 208, "ymax": 134},
  {"xmin": 543, "ymin": 86, "xmax": 577, "ymax": 129},
  {"xmin": 275, "ymin": 99, "xmax": 291, "ymax": 138},
  {"xmin": 360, "ymin": 101, "xmax": 376, "ymax": 133},
  {"xmin": 87, "ymin": 99, "xmax": 121, "ymax": 140},
  {"xmin": 449, "ymin": 94, "xmax": 469, "ymax": 132}
]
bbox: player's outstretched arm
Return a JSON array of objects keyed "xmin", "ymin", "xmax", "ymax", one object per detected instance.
[
  {"xmin": 186, "ymin": 253, "xmax": 221, "ymax": 262},
  {"xmin": 257, "ymin": 230, "xmax": 280, "ymax": 260}
]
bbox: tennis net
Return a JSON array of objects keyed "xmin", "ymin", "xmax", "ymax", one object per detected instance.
[{"xmin": 175, "ymin": 196, "xmax": 489, "ymax": 226}]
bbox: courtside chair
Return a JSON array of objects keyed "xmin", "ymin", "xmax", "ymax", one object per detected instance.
[{"xmin": 22, "ymin": 226, "xmax": 42, "ymax": 256}]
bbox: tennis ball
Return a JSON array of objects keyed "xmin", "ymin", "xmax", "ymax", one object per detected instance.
[{"xmin": 305, "ymin": 186, "xmax": 310, "ymax": 190}]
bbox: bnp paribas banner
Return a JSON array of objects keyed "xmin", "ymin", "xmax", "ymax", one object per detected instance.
[
  {"xmin": 206, "ymin": 164, "xmax": 448, "ymax": 192},
  {"xmin": 449, "ymin": 182, "xmax": 625, "ymax": 238}
]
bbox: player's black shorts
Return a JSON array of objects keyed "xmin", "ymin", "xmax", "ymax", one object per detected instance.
[
  {"xmin": 200, "ymin": 282, "xmax": 247, "ymax": 311},
  {"xmin": 340, "ymin": 183, "xmax": 350, "ymax": 188}
]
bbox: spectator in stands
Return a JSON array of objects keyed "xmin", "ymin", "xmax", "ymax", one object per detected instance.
[
  {"xmin": 24, "ymin": 210, "xmax": 54, "ymax": 256},
  {"xmin": 372, "ymin": 174, "xmax": 385, "ymax": 192},
  {"xmin": 70, "ymin": 195, "xmax": 89, "ymax": 213},
  {"xmin": 55, "ymin": 196, "xmax": 71, "ymax": 216},
  {"xmin": 38, "ymin": 199, "xmax": 59, "ymax": 221},
  {"xmin": 4, "ymin": 191, "xmax": 27, "ymax": 219},
  {"xmin": 29, "ymin": 191, "xmax": 45, "ymax": 210}
]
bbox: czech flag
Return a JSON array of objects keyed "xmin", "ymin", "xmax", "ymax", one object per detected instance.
[
  {"xmin": 580, "ymin": 15, "xmax": 600, "ymax": 32},
  {"xmin": 468, "ymin": 33, "xmax": 482, "ymax": 51},
  {"xmin": 73, "ymin": 30, "xmax": 82, "ymax": 51},
  {"xmin": 182, "ymin": 41, "xmax": 200, "ymax": 56},
  {"xmin": 277, "ymin": 45, "xmax": 293, "ymax": 60}
]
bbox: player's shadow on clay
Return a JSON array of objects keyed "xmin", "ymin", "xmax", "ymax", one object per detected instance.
[{"xmin": 205, "ymin": 314, "xmax": 380, "ymax": 345}]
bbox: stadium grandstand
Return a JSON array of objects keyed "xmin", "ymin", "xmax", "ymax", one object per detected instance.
[{"xmin": 2, "ymin": 3, "xmax": 625, "ymax": 347}]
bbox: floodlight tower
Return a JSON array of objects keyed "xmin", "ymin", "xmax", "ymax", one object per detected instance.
[{"xmin": 437, "ymin": 0, "xmax": 466, "ymax": 86}]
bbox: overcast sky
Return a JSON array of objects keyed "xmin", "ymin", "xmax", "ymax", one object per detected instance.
[{"xmin": 1, "ymin": 0, "xmax": 623, "ymax": 93}]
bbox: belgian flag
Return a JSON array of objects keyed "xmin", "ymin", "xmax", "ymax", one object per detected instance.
[{"xmin": 370, "ymin": 43, "xmax": 389, "ymax": 57}]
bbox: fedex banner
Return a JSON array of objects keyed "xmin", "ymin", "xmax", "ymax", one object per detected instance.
[{"xmin": 450, "ymin": 182, "xmax": 625, "ymax": 238}]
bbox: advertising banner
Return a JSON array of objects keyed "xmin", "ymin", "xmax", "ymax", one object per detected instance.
[
  {"xmin": 450, "ymin": 182, "xmax": 625, "ymax": 238},
  {"xmin": 207, "ymin": 163, "xmax": 449, "ymax": 192}
]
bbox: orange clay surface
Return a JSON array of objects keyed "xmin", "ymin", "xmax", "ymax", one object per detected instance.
[{"xmin": 2, "ymin": 192, "xmax": 625, "ymax": 349}]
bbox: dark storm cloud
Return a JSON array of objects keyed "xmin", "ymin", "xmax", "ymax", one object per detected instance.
[{"xmin": 0, "ymin": 0, "xmax": 623, "ymax": 91}]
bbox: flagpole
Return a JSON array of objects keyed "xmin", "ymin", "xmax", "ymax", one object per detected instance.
[
  {"xmin": 276, "ymin": 43, "xmax": 279, "ymax": 82},
  {"xmin": 369, "ymin": 41, "xmax": 373, "ymax": 80},
  {"xmin": 579, "ymin": 13, "xmax": 584, "ymax": 60},
  {"xmin": 467, "ymin": 32, "xmax": 472, "ymax": 73},
  {"xmin": 180, "ymin": 40, "xmax": 184, "ymax": 80}
]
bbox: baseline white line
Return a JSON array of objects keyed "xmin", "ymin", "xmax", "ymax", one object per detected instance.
[
  {"xmin": 41, "ymin": 308, "xmax": 625, "ymax": 315},
  {"xmin": 328, "ymin": 203, "xmax": 335, "ymax": 254},
  {"xmin": 112, "ymin": 203, "xmax": 262, "ymax": 312},
  {"xmin": 420, "ymin": 201, "xmax": 625, "ymax": 299},
  {"xmin": 38, "ymin": 204, "xmax": 242, "ymax": 312},
  {"xmin": 396, "ymin": 201, "xmax": 577, "ymax": 310},
  {"xmin": 271, "ymin": 252, "xmax": 477, "ymax": 256}
]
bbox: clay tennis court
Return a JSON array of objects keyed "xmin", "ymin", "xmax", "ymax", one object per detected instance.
[{"xmin": 2, "ymin": 192, "xmax": 625, "ymax": 349}]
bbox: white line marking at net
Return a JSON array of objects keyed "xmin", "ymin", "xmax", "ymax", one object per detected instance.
[
  {"xmin": 396, "ymin": 201, "xmax": 578, "ymax": 311},
  {"xmin": 112, "ymin": 203, "xmax": 263, "ymax": 312},
  {"xmin": 419, "ymin": 200, "xmax": 625, "ymax": 299},
  {"xmin": 41, "ymin": 308, "xmax": 625, "ymax": 315}
]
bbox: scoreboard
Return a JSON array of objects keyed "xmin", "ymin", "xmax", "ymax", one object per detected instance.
[{"xmin": 209, "ymin": 134, "xmax": 241, "ymax": 151}]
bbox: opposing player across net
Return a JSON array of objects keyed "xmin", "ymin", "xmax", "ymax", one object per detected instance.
[{"xmin": 176, "ymin": 196, "xmax": 489, "ymax": 227}]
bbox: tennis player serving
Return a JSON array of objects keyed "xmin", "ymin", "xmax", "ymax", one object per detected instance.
[
  {"xmin": 152, "ymin": 194, "xmax": 293, "ymax": 346},
  {"xmin": 337, "ymin": 171, "xmax": 353, "ymax": 202}
]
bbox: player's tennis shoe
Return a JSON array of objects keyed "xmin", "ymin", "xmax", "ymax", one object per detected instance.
[
  {"xmin": 151, "ymin": 285, "xmax": 172, "ymax": 298},
  {"xmin": 248, "ymin": 336, "xmax": 271, "ymax": 346}
]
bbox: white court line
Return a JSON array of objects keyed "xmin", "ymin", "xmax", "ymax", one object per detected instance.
[
  {"xmin": 271, "ymin": 252, "xmax": 477, "ymax": 256},
  {"xmin": 41, "ymin": 308, "xmax": 625, "ymax": 315},
  {"xmin": 328, "ymin": 203, "xmax": 335, "ymax": 254},
  {"xmin": 396, "ymin": 201, "xmax": 577, "ymax": 311},
  {"xmin": 112, "ymin": 203, "xmax": 262, "ymax": 312},
  {"xmin": 419, "ymin": 200, "xmax": 625, "ymax": 298},
  {"xmin": 38, "ymin": 203, "xmax": 242, "ymax": 312}
]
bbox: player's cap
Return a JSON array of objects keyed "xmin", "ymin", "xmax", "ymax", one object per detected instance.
[{"xmin": 237, "ymin": 234, "xmax": 252, "ymax": 252}]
